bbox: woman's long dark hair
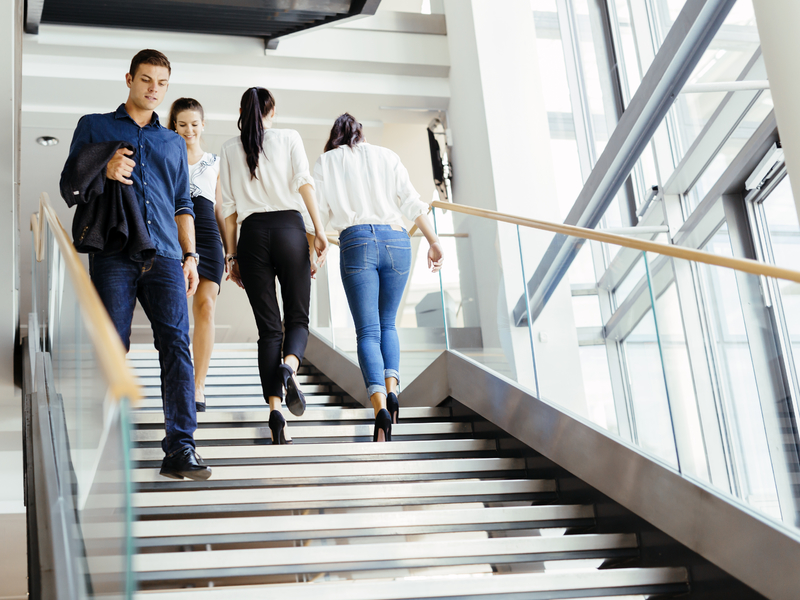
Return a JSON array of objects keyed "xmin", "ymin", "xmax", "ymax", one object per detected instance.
[
  {"xmin": 238, "ymin": 87, "xmax": 276, "ymax": 180},
  {"xmin": 324, "ymin": 113, "xmax": 364, "ymax": 152},
  {"xmin": 168, "ymin": 97, "xmax": 204, "ymax": 132}
]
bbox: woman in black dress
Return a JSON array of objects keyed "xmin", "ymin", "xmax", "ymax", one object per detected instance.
[{"xmin": 169, "ymin": 98, "xmax": 225, "ymax": 411}]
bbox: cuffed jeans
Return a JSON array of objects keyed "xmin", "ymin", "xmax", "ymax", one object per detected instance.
[
  {"xmin": 339, "ymin": 224, "xmax": 412, "ymax": 397},
  {"xmin": 237, "ymin": 211, "xmax": 311, "ymax": 400},
  {"xmin": 89, "ymin": 252, "xmax": 196, "ymax": 455}
]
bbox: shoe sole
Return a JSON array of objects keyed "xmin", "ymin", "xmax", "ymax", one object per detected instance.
[
  {"xmin": 285, "ymin": 378, "xmax": 306, "ymax": 417},
  {"xmin": 159, "ymin": 467, "xmax": 212, "ymax": 481}
]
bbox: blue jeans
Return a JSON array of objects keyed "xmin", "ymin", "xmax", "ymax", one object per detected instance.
[
  {"xmin": 339, "ymin": 225, "xmax": 412, "ymax": 397},
  {"xmin": 89, "ymin": 252, "xmax": 196, "ymax": 455}
]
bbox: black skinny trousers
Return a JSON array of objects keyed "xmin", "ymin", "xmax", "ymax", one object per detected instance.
[{"xmin": 237, "ymin": 211, "xmax": 311, "ymax": 400}]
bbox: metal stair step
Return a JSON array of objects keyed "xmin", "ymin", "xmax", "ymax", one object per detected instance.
[
  {"xmin": 132, "ymin": 457, "xmax": 526, "ymax": 485},
  {"xmin": 135, "ymin": 395, "xmax": 350, "ymax": 409},
  {"xmin": 132, "ymin": 422, "xmax": 472, "ymax": 443},
  {"xmin": 134, "ymin": 368, "xmax": 326, "ymax": 380},
  {"xmin": 132, "ymin": 567, "xmax": 689, "ymax": 599},
  {"xmin": 130, "ymin": 407, "xmax": 450, "ymax": 425},
  {"xmin": 140, "ymin": 384, "xmax": 337, "ymax": 397},
  {"xmin": 134, "ymin": 505, "xmax": 596, "ymax": 547},
  {"xmin": 133, "ymin": 478, "xmax": 556, "ymax": 514},
  {"xmin": 136, "ymin": 375, "xmax": 331, "ymax": 387},
  {"xmin": 131, "ymin": 439, "xmax": 498, "ymax": 463},
  {"xmin": 134, "ymin": 533, "xmax": 640, "ymax": 582}
]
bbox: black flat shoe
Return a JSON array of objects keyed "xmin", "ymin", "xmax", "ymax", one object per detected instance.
[
  {"xmin": 373, "ymin": 408, "xmax": 392, "ymax": 442},
  {"xmin": 269, "ymin": 410, "xmax": 292, "ymax": 445},
  {"xmin": 386, "ymin": 392, "xmax": 399, "ymax": 424},
  {"xmin": 279, "ymin": 363, "xmax": 306, "ymax": 417},
  {"xmin": 159, "ymin": 447, "xmax": 212, "ymax": 481}
]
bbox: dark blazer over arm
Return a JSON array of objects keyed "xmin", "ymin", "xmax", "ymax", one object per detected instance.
[{"xmin": 60, "ymin": 140, "xmax": 156, "ymax": 261}]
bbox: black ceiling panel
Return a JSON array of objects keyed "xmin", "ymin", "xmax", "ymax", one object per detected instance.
[{"xmin": 30, "ymin": 0, "xmax": 381, "ymax": 43}]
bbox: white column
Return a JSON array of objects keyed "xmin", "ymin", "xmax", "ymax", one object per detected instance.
[
  {"xmin": 443, "ymin": 0, "xmax": 587, "ymax": 414},
  {"xmin": 752, "ymin": 0, "xmax": 800, "ymax": 222},
  {"xmin": 0, "ymin": 1, "xmax": 24, "ymax": 597}
]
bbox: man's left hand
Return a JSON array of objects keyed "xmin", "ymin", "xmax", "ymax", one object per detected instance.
[{"xmin": 183, "ymin": 258, "xmax": 199, "ymax": 297}]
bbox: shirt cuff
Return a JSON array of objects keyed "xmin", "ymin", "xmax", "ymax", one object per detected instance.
[
  {"xmin": 221, "ymin": 204, "xmax": 237, "ymax": 220},
  {"xmin": 291, "ymin": 173, "xmax": 315, "ymax": 194},
  {"xmin": 175, "ymin": 206, "xmax": 195, "ymax": 219}
]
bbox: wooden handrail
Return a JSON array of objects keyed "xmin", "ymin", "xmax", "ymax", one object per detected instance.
[
  {"xmin": 31, "ymin": 193, "xmax": 141, "ymax": 405},
  {"xmin": 428, "ymin": 200, "xmax": 800, "ymax": 284}
]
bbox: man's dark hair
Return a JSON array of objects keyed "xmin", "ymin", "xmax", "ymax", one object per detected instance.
[{"xmin": 129, "ymin": 49, "xmax": 171, "ymax": 78}]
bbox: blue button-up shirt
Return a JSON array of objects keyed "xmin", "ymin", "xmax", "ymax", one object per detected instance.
[{"xmin": 60, "ymin": 104, "xmax": 194, "ymax": 260}]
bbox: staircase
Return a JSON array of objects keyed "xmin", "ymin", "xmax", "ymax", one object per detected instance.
[{"xmin": 127, "ymin": 345, "xmax": 689, "ymax": 599}]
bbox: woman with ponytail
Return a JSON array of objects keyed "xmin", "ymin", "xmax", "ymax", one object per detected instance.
[
  {"xmin": 168, "ymin": 97, "xmax": 224, "ymax": 412},
  {"xmin": 314, "ymin": 113, "xmax": 443, "ymax": 443},
  {"xmin": 220, "ymin": 87, "xmax": 328, "ymax": 444}
]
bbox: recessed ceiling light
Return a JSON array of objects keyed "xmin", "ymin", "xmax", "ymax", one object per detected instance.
[{"xmin": 36, "ymin": 136, "xmax": 59, "ymax": 146}]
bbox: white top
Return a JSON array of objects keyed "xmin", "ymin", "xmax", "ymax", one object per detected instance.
[
  {"xmin": 313, "ymin": 142, "xmax": 429, "ymax": 233},
  {"xmin": 220, "ymin": 128, "xmax": 315, "ymax": 229},
  {"xmin": 188, "ymin": 152, "xmax": 219, "ymax": 204}
]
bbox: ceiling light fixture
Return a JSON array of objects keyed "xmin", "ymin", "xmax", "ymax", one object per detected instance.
[{"xmin": 36, "ymin": 136, "xmax": 59, "ymax": 146}]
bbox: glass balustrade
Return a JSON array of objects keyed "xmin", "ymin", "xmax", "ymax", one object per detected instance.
[
  {"xmin": 307, "ymin": 201, "xmax": 800, "ymax": 539},
  {"xmin": 31, "ymin": 210, "xmax": 134, "ymax": 599}
]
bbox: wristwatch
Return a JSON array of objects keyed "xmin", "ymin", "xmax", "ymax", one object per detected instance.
[{"xmin": 182, "ymin": 252, "xmax": 200, "ymax": 266}]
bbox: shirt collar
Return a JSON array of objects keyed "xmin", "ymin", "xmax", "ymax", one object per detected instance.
[{"xmin": 114, "ymin": 103, "xmax": 163, "ymax": 128}]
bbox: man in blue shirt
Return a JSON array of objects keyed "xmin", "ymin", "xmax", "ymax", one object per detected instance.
[{"xmin": 60, "ymin": 49, "xmax": 211, "ymax": 481}]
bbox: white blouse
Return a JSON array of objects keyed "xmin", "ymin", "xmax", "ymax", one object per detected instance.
[
  {"xmin": 189, "ymin": 152, "xmax": 219, "ymax": 203},
  {"xmin": 220, "ymin": 128, "xmax": 315, "ymax": 229},
  {"xmin": 313, "ymin": 142, "xmax": 429, "ymax": 233}
]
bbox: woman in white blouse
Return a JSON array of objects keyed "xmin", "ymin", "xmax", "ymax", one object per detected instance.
[
  {"xmin": 314, "ymin": 113, "xmax": 443, "ymax": 442},
  {"xmin": 168, "ymin": 98, "xmax": 225, "ymax": 412},
  {"xmin": 220, "ymin": 87, "xmax": 328, "ymax": 444}
]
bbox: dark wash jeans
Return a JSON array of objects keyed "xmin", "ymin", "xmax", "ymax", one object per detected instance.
[
  {"xmin": 89, "ymin": 252, "xmax": 196, "ymax": 455},
  {"xmin": 339, "ymin": 224, "xmax": 412, "ymax": 397}
]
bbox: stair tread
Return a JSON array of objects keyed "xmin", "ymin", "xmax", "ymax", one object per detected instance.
[
  {"xmin": 130, "ymin": 407, "xmax": 449, "ymax": 424},
  {"xmin": 132, "ymin": 567, "xmax": 689, "ymax": 599}
]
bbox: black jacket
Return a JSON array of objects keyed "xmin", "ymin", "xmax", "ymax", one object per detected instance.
[{"xmin": 60, "ymin": 141, "xmax": 156, "ymax": 261}]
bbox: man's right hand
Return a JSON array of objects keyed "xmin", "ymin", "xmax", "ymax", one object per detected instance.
[{"xmin": 106, "ymin": 148, "xmax": 135, "ymax": 185}]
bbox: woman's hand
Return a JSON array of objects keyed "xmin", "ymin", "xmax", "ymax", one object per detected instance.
[
  {"xmin": 226, "ymin": 258, "xmax": 245, "ymax": 289},
  {"xmin": 314, "ymin": 233, "xmax": 329, "ymax": 269},
  {"xmin": 428, "ymin": 241, "xmax": 444, "ymax": 273}
]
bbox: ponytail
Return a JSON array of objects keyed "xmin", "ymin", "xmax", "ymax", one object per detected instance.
[
  {"xmin": 324, "ymin": 113, "xmax": 364, "ymax": 152},
  {"xmin": 238, "ymin": 87, "xmax": 275, "ymax": 180}
]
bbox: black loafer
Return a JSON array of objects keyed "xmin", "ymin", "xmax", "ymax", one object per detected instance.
[
  {"xmin": 279, "ymin": 363, "xmax": 306, "ymax": 417},
  {"xmin": 159, "ymin": 447, "xmax": 212, "ymax": 481}
]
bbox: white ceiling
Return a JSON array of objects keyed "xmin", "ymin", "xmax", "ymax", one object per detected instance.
[{"xmin": 19, "ymin": 2, "xmax": 450, "ymax": 343}]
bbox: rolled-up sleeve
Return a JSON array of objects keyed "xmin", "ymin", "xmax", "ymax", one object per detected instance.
[
  {"xmin": 290, "ymin": 130, "xmax": 314, "ymax": 193},
  {"xmin": 393, "ymin": 155, "xmax": 429, "ymax": 223},
  {"xmin": 173, "ymin": 142, "xmax": 195, "ymax": 219},
  {"xmin": 313, "ymin": 158, "xmax": 331, "ymax": 230},
  {"xmin": 220, "ymin": 143, "xmax": 237, "ymax": 221}
]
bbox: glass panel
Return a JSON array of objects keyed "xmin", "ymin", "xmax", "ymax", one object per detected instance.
[
  {"xmin": 761, "ymin": 176, "xmax": 800, "ymax": 380},
  {"xmin": 700, "ymin": 227, "xmax": 780, "ymax": 517},
  {"xmin": 36, "ymin": 229, "xmax": 133, "ymax": 598},
  {"xmin": 444, "ymin": 209, "xmax": 532, "ymax": 384},
  {"xmin": 689, "ymin": 90, "xmax": 774, "ymax": 207}
]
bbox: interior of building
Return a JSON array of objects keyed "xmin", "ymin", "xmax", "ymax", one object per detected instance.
[{"xmin": 4, "ymin": 0, "xmax": 800, "ymax": 598}]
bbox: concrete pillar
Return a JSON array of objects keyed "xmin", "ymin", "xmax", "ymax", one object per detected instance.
[
  {"xmin": 0, "ymin": 1, "xmax": 24, "ymax": 597},
  {"xmin": 443, "ymin": 0, "xmax": 587, "ymax": 414},
  {"xmin": 752, "ymin": 1, "xmax": 800, "ymax": 223}
]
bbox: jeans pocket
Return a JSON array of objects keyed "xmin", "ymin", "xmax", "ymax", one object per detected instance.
[
  {"xmin": 341, "ymin": 242, "xmax": 368, "ymax": 274},
  {"xmin": 386, "ymin": 244, "xmax": 411, "ymax": 275}
]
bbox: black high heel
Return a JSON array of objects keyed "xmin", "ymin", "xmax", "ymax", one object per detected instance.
[
  {"xmin": 373, "ymin": 408, "xmax": 392, "ymax": 442},
  {"xmin": 195, "ymin": 387, "xmax": 206, "ymax": 412},
  {"xmin": 386, "ymin": 392, "xmax": 399, "ymax": 424},
  {"xmin": 269, "ymin": 410, "xmax": 292, "ymax": 445},
  {"xmin": 279, "ymin": 363, "xmax": 306, "ymax": 417}
]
